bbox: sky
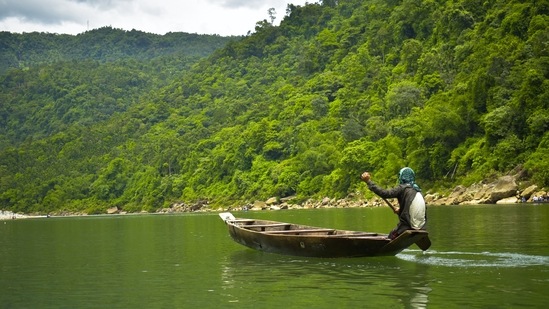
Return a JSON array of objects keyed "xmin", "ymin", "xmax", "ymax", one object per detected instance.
[{"xmin": 0, "ymin": 0, "xmax": 311, "ymax": 36}]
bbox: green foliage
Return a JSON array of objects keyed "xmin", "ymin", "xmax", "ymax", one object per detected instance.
[
  {"xmin": 0, "ymin": 27, "xmax": 238, "ymax": 75},
  {"xmin": 524, "ymin": 132, "xmax": 549, "ymax": 187},
  {"xmin": 1, "ymin": 0, "xmax": 547, "ymax": 213},
  {"xmin": 386, "ymin": 81, "xmax": 424, "ymax": 117}
]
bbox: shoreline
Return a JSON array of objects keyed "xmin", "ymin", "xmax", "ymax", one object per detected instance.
[
  {"xmin": 0, "ymin": 210, "xmax": 49, "ymax": 220},
  {"xmin": 2, "ymin": 198, "xmax": 547, "ymax": 221},
  {"xmin": 2, "ymin": 174, "xmax": 547, "ymax": 220}
]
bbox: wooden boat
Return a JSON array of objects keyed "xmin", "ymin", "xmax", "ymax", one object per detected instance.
[{"xmin": 219, "ymin": 212, "xmax": 431, "ymax": 258}]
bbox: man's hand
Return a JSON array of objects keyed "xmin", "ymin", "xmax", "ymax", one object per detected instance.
[{"xmin": 360, "ymin": 172, "xmax": 371, "ymax": 182}]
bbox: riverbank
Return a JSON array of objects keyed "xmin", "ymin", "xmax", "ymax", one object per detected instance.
[
  {"xmin": 0, "ymin": 210, "xmax": 50, "ymax": 220},
  {"xmin": 2, "ymin": 175, "xmax": 547, "ymax": 220}
]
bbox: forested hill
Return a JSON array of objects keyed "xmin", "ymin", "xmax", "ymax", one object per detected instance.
[
  {"xmin": 1, "ymin": 0, "xmax": 548, "ymax": 215},
  {"xmin": 0, "ymin": 27, "xmax": 239, "ymax": 145},
  {"xmin": 0, "ymin": 27, "xmax": 238, "ymax": 75}
]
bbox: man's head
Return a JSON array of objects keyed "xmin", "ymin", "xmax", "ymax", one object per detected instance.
[{"xmin": 398, "ymin": 167, "xmax": 416, "ymax": 185}]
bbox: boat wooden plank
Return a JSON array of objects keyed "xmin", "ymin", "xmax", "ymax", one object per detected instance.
[
  {"xmin": 380, "ymin": 229, "xmax": 428, "ymax": 252},
  {"xmin": 345, "ymin": 235, "xmax": 388, "ymax": 240},
  {"xmin": 243, "ymin": 223, "xmax": 292, "ymax": 228},
  {"xmin": 263, "ymin": 228, "xmax": 335, "ymax": 234},
  {"xmin": 231, "ymin": 219, "xmax": 256, "ymax": 223},
  {"xmin": 326, "ymin": 232, "xmax": 380, "ymax": 238}
]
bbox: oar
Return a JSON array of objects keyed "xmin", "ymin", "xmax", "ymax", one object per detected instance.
[
  {"xmin": 381, "ymin": 197, "xmax": 399, "ymax": 214},
  {"xmin": 381, "ymin": 197, "xmax": 431, "ymax": 251}
]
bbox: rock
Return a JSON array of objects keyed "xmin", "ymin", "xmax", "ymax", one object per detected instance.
[
  {"xmin": 279, "ymin": 203, "xmax": 290, "ymax": 210},
  {"xmin": 107, "ymin": 207, "xmax": 119, "ymax": 214},
  {"xmin": 252, "ymin": 200, "xmax": 267, "ymax": 210},
  {"xmin": 489, "ymin": 176, "xmax": 518, "ymax": 203},
  {"xmin": 460, "ymin": 199, "xmax": 477, "ymax": 205},
  {"xmin": 521, "ymin": 185, "xmax": 538, "ymax": 199},
  {"xmin": 265, "ymin": 197, "xmax": 278, "ymax": 205},
  {"xmin": 430, "ymin": 196, "xmax": 448, "ymax": 205},
  {"xmin": 457, "ymin": 192, "xmax": 474, "ymax": 204},
  {"xmin": 424, "ymin": 193, "xmax": 440, "ymax": 204},
  {"xmin": 446, "ymin": 185, "xmax": 467, "ymax": 205},
  {"xmin": 473, "ymin": 184, "xmax": 492, "ymax": 201},
  {"xmin": 280, "ymin": 195, "xmax": 296, "ymax": 203},
  {"xmin": 466, "ymin": 197, "xmax": 492, "ymax": 205},
  {"xmin": 302, "ymin": 199, "xmax": 314, "ymax": 209},
  {"xmin": 0, "ymin": 210, "xmax": 29, "ymax": 220},
  {"xmin": 496, "ymin": 197, "xmax": 518, "ymax": 204},
  {"xmin": 190, "ymin": 203, "xmax": 203, "ymax": 211},
  {"xmin": 466, "ymin": 182, "xmax": 490, "ymax": 201},
  {"xmin": 368, "ymin": 197, "xmax": 383, "ymax": 207}
]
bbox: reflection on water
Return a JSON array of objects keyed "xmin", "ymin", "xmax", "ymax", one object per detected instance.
[
  {"xmin": 220, "ymin": 250, "xmax": 432, "ymax": 309},
  {"xmin": 398, "ymin": 249, "xmax": 549, "ymax": 268}
]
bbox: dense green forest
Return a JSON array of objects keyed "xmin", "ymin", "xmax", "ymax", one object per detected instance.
[
  {"xmin": 0, "ymin": 27, "xmax": 236, "ymax": 75},
  {"xmin": 1, "ymin": 0, "xmax": 548, "ymax": 214}
]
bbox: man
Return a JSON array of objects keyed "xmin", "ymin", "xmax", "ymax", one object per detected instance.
[{"xmin": 360, "ymin": 167, "xmax": 426, "ymax": 240}]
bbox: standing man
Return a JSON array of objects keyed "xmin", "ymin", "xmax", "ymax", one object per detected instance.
[{"xmin": 361, "ymin": 167, "xmax": 427, "ymax": 240}]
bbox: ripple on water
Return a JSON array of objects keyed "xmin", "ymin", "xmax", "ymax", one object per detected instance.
[{"xmin": 397, "ymin": 249, "xmax": 549, "ymax": 268}]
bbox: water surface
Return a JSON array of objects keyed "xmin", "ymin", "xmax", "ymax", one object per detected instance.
[{"xmin": 1, "ymin": 204, "xmax": 547, "ymax": 308}]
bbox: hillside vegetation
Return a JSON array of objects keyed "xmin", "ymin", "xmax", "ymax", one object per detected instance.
[{"xmin": 1, "ymin": 0, "xmax": 548, "ymax": 214}]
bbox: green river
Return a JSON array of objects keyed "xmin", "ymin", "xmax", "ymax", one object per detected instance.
[{"xmin": 1, "ymin": 204, "xmax": 548, "ymax": 308}]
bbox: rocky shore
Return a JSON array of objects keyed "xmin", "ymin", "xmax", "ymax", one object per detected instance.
[
  {"xmin": 0, "ymin": 210, "xmax": 51, "ymax": 220},
  {"xmin": 158, "ymin": 175, "xmax": 547, "ymax": 214},
  {"xmin": 426, "ymin": 175, "xmax": 546, "ymax": 206},
  {"xmin": 2, "ymin": 175, "xmax": 546, "ymax": 220}
]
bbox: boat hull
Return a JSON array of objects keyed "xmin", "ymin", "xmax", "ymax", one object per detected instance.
[{"xmin": 221, "ymin": 214, "xmax": 429, "ymax": 258}]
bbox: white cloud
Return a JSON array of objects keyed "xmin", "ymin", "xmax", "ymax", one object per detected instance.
[
  {"xmin": 0, "ymin": 0, "xmax": 311, "ymax": 36},
  {"xmin": 208, "ymin": 0, "xmax": 286, "ymax": 9}
]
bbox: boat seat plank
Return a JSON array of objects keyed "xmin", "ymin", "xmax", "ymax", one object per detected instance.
[
  {"xmin": 327, "ymin": 233, "xmax": 379, "ymax": 238},
  {"xmin": 244, "ymin": 223, "xmax": 292, "ymax": 228},
  {"xmin": 264, "ymin": 229, "xmax": 335, "ymax": 234},
  {"xmin": 231, "ymin": 219, "xmax": 256, "ymax": 223},
  {"xmin": 346, "ymin": 236, "xmax": 388, "ymax": 240}
]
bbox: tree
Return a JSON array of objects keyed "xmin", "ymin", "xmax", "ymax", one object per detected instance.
[
  {"xmin": 385, "ymin": 81, "xmax": 423, "ymax": 118},
  {"xmin": 268, "ymin": 8, "xmax": 277, "ymax": 25}
]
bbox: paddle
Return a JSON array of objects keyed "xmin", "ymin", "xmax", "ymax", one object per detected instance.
[
  {"xmin": 381, "ymin": 197, "xmax": 431, "ymax": 251},
  {"xmin": 381, "ymin": 197, "xmax": 399, "ymax": 214}
]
